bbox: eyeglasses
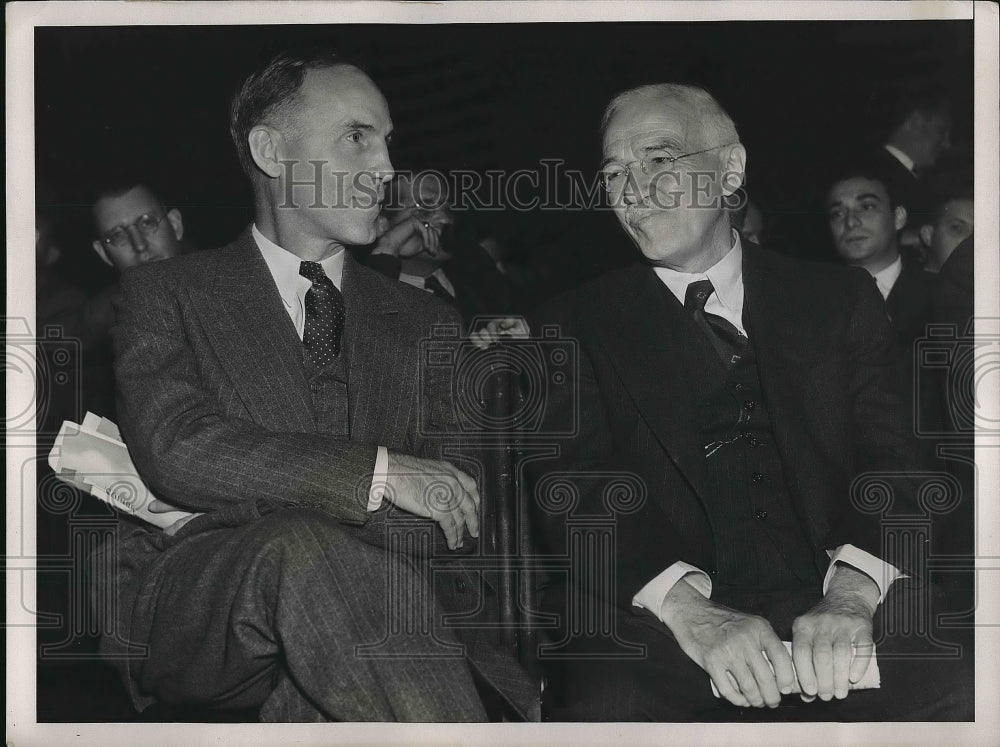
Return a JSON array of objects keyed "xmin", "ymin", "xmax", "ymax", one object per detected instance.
[
  {"xmin": 100, "ymin": 212, "xmax": 166, "ymax": 250},
  {"xmin": 600, "ymin": 143, "xmax": 737, "ymax": 197}
]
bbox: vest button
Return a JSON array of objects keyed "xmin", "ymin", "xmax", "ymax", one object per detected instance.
[
  {"xmin": 755, "ymin": 509, "xmax": 768, "ymax": 520},
  {"xmin": 734, "ymin": 383, "xmax": 744, "ymax": 392},
  {"xmin": 455, "ymin": 578, "xmax": 469, "ymax": 593},
  {"xmin": 743, "ymin": 399, "xmax": 756, "ymax": 411},
  {"xmin": 752, "ymin": 472, "xmax": 764, "ymax": 483},
  {"xmin": 748, "ymin": 437, "xmax": 760, "ymax": 447}
]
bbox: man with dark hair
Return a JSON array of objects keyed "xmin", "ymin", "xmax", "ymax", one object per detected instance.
[
  {"xmin": 920, "ymin": 185, "xmax": 974, "ymax": 274},
  {"xmin": 873, "ymin": 91, "xmax": 952, "ymax": 245},
  {"xmin": 883, "ymin": 92, "xmax": 953, "ymax": 179},
  {"xmin": 826, "ymin": 160, "xmax": 932, "ymax": 349},
  {"xmin": 95, "ymin": 48, "xmax": 531, "ymax": 722},
  {"xmin": 530, "ymin": 83, "xmax": 970, "ymax": 721},
  {"xmin": 359, "ymin": 172, "xmax": 520, "ymax": 328}
]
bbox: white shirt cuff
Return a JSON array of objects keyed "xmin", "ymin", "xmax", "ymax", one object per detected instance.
[
  {"xmin": 367, "ymin": 446, "xmax": 389, "ymax": 511},
  {"xmin": 823, "ymin": 544, "xmax": 906, "ymax": 604},
  {"xmin": 632, "ymin": 561, "xmax": 712, "ymax": 623}
]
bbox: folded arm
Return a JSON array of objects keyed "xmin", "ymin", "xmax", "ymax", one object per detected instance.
[{"xmin": 113, "ymin": 266, "xmax": 376, "ymax": 522}]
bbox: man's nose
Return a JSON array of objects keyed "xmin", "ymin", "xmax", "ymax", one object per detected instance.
[
  {"xmin": 373, "ymin": 144, "xmax": 394, "ymax": 184},
  {"xmin": 620, "ymin": 170, "xmax": 644, "ymax": 206},
  {"xmin": 844, "ymin": 209, "xmax": 861, "ymax": 229},
  {"xmin": 127, "ymin": 225, "xmax": 150, "ymax": 253}
]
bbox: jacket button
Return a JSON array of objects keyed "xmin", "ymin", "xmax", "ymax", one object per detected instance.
[
  {"xmin": 748, "ymin": 437, "xmax": 760, "ymax": 447},
  {"xmin": 752, "ymin": 472, "xmax": 764, "ymax": 483},
  {"xmin": 734, "ymin": 383, "xmax": 744, "ymax": 392},
  {"xmin": 743, "ymin": 399, "xmax": 756, "ymax": 411},
  {"xmin": 755, "ymin": 509, "xmax": 768, "ymax": 520},
  {"xmin": 455, "ymin": 579, "xmax": 468, "ymax": 593}
]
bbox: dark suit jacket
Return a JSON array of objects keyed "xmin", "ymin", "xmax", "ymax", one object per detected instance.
[
  {"xmin": 355, "ymin": 241, "xmax": 521, "ymax": 330},
  {"xmin": 932, "ymin": 235, "xmax": 974, "ymax": 332},
  {"xmin": 531, "ymin": 243, "xmax": 923, "ymax": 612},
  {"xmin": 885, "ymin": 256, "xmax": 934, "ymax": 348}
]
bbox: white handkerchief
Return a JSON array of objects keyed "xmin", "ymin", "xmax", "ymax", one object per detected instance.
[
  {"xmin": 48, "ymin": 413, "xmax": 194, "ymax": 530},
  {"xmin": 710, "ymin": 640, "xmax": 880, "ymax": 698}
]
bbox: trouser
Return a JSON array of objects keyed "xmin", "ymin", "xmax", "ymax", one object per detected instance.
[
  {"xmin": 543, "ymin": 581, "xmax": 974, "ymax": 721},
  {"xmin": 96, "ymin": 504, "xmax": 489, "ymax": 722}
]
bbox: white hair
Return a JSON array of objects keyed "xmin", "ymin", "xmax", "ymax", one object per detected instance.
[{"xmin": 601, "ymin": 83, "xmax": 740, "ymax": 148}]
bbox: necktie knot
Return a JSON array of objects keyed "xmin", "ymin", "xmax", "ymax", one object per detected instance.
[
  {"xmin": 685, "ymin": 279, "xmax": 715, "ymax": 312},
  {"xmin": 299, "ymin": 260, "xmax": 328, "ymax": 284}
]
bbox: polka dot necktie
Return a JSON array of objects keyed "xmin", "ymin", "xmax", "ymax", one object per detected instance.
[
  {"xmin": 299, "ymin": 261, "xmax": 346, "ymax": 366},
  {"xmin": 684, "ymin": 279, "xmax": 748, "ymax": 368}
]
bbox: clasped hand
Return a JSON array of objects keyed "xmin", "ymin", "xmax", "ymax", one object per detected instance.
[{"xmin": 663, "ymin": 573, "xmax": 877, "ymax": 708}]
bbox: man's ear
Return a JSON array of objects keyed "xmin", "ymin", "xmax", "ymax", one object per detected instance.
[
  {"xmin": 893, "ymin": 205, "xmax": 908, "ymax": 231},
  {"xmin": 91, "ymin": 240, "xmax": 114, "ymax": 268},
  {"xmin": 721, "ymin": 144, "xmax": 747, "ymax": 196},
  {"xmin": 919, "ymin": 224, "xmax": 934, "ymax": 248},
  {"xmin": 166, "ymin": 208, "xmax": 184, "ymax": 241},
  {"xmin": 248, "ymin": 125, "xmax": 285, "ymax": 179}
]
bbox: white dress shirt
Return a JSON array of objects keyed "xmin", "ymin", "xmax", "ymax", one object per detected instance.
[
  {"xmin": 871, "ymin": 253, "xmax": 903, "ymax": 301},
  {"xmin": 252, "ymin": 224, "xmax": 389, "ymax": 511},
  {"xmin": 398, "ymin": 268, "xmax": 457, "ymax": 298},
  {"xmin": 884, "ymin": 144, "xmax": 917, "ymax": 176},
  {"xmin": 632, "ymin": 231, "xmax": 904, "ymax": 622}
]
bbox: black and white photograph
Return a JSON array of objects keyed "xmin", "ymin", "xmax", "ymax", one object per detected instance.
[{"xmin": 7, "ymin": 1, "xmax": 999, "ymax": 745}]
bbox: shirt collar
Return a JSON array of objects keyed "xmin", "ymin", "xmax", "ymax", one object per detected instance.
[
  {"xmin": 252, "ymin": 223, "xmax": 345, "ymax": 310},
  {"xmin": 884, "ymin": 144, "xmax": 916, "ymax": 175},
  {"xmin": 653, "ymin": 230, "xmax": 744, "ymax": 314},
  {"xmin": 871, "ymin": 253, "xmax": 903, "ymax": 300}
]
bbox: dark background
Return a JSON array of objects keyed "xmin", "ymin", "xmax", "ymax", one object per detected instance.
[{"xmin": 36, "ymin": 21, "xmax": 973, "ymax": 300}]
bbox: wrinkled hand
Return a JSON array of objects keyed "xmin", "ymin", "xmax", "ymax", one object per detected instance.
[
  {"xmin": 383, "ymin": 451, "xmax": 480, "ymax": 550},
  {"xmin": 470, "ymin": 317, "xmax": 531, "ymax": 349},
  {"xmin": 661, "ymin": 578, "xmax": 796, "ymax": 708},
  {"xmin": 149, "ymin": 500, "xmax": 202, "ymax": 536},
  {"xmin": 791, "ymin": 566, "xmax": 878, "ymax": 702}
]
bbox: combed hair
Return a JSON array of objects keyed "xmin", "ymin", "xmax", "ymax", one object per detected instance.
[
  {"xmin": 825, "ymin": 157, "xmax": 902, "ymax": 209},
  {"xmin": 229, "ymin": 47, "xmax": 356, "ymax": 178},
  {"xmin": 600, "ymin": 83, "xmax": 740, "ymax": 148}
]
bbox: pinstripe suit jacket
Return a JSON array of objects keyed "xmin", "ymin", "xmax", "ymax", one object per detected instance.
[
  {"xmin": 104, "ymin": 227, "xmax": 542, "ymax": 714},
  {"xmin": 532, "ymin": 243, "xmax": 924, "ymax": 612},
  {"xmin": 113, "ymin": 227, "xmax": 460, "ymax": 522}
]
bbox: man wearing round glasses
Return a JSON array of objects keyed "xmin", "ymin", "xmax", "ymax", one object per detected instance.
[
  {"xmin": 532, "ymin": 83, "xmax": 970, "ymax": 721},
  {"xmin": 91, "ymin": 182, "xmax": 186, "ymax": 271}
]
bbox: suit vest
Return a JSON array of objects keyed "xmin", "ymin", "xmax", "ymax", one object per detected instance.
[
  {"xmin": 677, "ymin": 296, "xmax": 821, "ymax": 592},
  {"xmin": 302, "ymin": 331, "xmax": 352, "ymax": 437}
]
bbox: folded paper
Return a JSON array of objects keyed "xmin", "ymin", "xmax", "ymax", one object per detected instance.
[{"xmin": 48, "ymin": 413, "xmax": 194, "ymax": 530}]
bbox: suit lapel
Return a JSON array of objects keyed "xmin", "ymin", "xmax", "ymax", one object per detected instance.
[
  {"xmin": 593, "ymin": 265, "xmax": 710, "ymax": 500},
  {"xmin": 198, "ymin": 228, "xmax": 317, "ymax": 432},
  {"xmin": 340, "ymin": 256, "xmax": 404, "ymax": 444},
  {"xmin": 741, "ymin": 244, "xmax": 826, "ymax": 408},
  {"xmin": 742, "ymin": 245, "xmax": 829, "ymax": 541}
]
